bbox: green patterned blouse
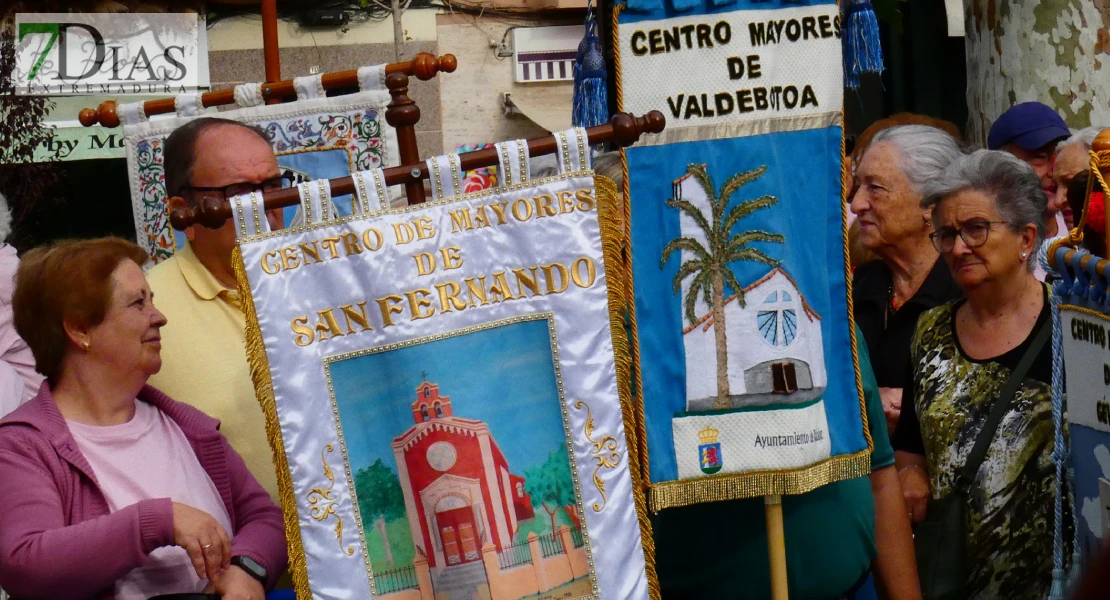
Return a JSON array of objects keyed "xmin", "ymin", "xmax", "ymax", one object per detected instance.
[{"xmin": 892, "ymin": 288, "xmax": 1058, "ymax": 600}]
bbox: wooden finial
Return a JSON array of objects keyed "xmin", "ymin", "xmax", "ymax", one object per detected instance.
[
  {"xmin": 609, "ymin": 110, "xmax": 666, "ymax": 147},
  {"xmin": 438, "ymin": 54, "xmax": 458, "ymax": 74},
  {"xmin": 79, "ymin": 108, "xmax": 100, "ymax": 127},
  {"xmin": 411, "ymin": 53, "xmax": 458, "ymax": 80},
  {"xmin": 98, "ymin": 100, "xmax": 121, "ymax": 128},
  {"xmin": 1094, "ymin": 128, "xmax": 1110, "ymax": 155},
  {"xmin": 198, "ymin": 195, "xmax": 230, "ymax": 230},
  {"xmin": 168, "ymin": 199, "xmax": 195, "ymax": 231}
]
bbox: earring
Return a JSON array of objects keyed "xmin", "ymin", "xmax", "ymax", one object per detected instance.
[
  {"xmin": 82, "ymin": 340, "xmax": 91, "ymax": 351},
  {"xmin": 1021, "ymin": 251, "xmax": 1028, "ymax": 259}
]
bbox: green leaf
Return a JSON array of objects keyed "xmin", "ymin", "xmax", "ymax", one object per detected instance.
[
  {"xmin": 661, "ymin": 236, "xmax": 711, "ymax": 267},
  {"xmin": 719, "ymin": 166, "xmax": 767, "ymax": 206},
  {"xmin": 721, "ymin": 196, "xmax": 779, "ymax": 235},
  {"xmin": 721, "ymin": 268, "xmax": 745, "ymax": 305},
  {"xmin": 664, "ymin": 197, "xmax": 713, "ymax": 241},
  {"xmin": 725, "ymin": 247, "xmax": 780, "ymax": 268},
  {"xmin": 725, "ymin": 231, "xmax": 786, "ymax": 254},
  {"xmin": 671, "ymin": 258, "xmax": 706, "ymax": 293}
]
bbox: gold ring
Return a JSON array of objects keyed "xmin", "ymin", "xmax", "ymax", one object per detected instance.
[{"xmin": 203, "ymin": 544, "xmax": 213, "ymax": 549}]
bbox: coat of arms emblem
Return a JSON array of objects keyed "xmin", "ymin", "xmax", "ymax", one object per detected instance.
[{"xmin": 698, "ymin": 425, "xmax": 722, "ymax": 474}]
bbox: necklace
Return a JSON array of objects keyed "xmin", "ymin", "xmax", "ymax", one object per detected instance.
[
  {"xmin": 889, "ymin": 282, "xmax": 904, "ymax": 312},
  {"xmin": 885, "ymin": 282, "xmax": 904, "ymax": 330}
]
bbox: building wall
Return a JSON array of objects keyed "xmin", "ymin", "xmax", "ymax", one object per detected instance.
[
  {"xmin": 964, "ymin": 0, "xmax": 1110, "ymax": 146},
  {"xmin": 435, "ymin": 14, "xmax": 578, "ymax": 153}
]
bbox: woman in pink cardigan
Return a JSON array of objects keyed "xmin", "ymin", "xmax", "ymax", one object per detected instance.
[{"xmin": 0, "ymin": 238, "xmax": 287, "ymax": 600}]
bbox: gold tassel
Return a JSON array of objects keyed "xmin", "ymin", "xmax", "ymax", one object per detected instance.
[
  {"xmin": 232, "ymin": 247, "xmax": 313, "ymax": 600},
  {"xmin": 597, "ymin": 172, "xmax": 662, "ymax": 600}
]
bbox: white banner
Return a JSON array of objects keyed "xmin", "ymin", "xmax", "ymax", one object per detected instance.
[
  {"xmin": 618, "ymin": 5, "xmax": 843, "ymax": 134},
  {"xmin": 1061, "ymin": 307, "xmax": 1110, "ymax": 433},
  {"xmin": 232, "ymin": 131, "xmax": 652, "ymax": 599}
]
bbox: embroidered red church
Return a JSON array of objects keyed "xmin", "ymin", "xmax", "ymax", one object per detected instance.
[{"xmin": 391, "ymin": 380, "xmax": 535, "ymax": 569}]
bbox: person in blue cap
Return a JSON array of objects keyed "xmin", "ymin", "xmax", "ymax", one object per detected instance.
[{"xmin": 987, "ymin": 102, "xmax": 1072, "ymax": 242}]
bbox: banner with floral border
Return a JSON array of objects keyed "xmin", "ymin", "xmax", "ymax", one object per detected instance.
[{"xmin": 124, "ymin": 82, "xmax": 397, "ymax": 263}]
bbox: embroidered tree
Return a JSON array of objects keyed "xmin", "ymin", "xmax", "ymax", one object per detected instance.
[
  {"xmin": 524, "ymin": 445, "xmax": 575, "ymax": 537},
  {"xmin": 662, "ymin": 164, "xmax": 784, "ymax": 410},
  {"xmin": 354, "ymin": 459, "xmax": 406, "ymax": 567}
]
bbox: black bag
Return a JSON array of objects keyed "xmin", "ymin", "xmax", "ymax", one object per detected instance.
[{"xmin": 913, "ymin": 317, "xmax": 1051, "ymax": 600}]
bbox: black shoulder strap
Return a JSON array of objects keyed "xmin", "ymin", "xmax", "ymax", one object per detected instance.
[{"xmin": 956, "ymin": 315, "xmax": 1052, "ymax": 491}]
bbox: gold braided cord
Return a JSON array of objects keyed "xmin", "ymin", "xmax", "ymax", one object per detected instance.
[
  {"xmin": 1060, "ymin": 303, "xmax": 1110, "ymax": 321},
  {"xmin": 597, "ymin": 173, "xmax": 661, "ymax": 600},
  {"xmin": 840, "ymin": 116, "xmax": 872, "ymax": 452},
  {"xmin": 612, "ymin": 0, "xmax": 651, "ymax": 488},
  {"xmin": 649, "ymin": 450, "xmax": 871, "ymax": 510},
  {"xmin": 1092, "ymin": 149, "xmax": 1110, "ymax": 193},
  {"xmin": 232, "ymin": 248, "xmax": 312, "ymax": 600},
  {"xmin": 1059, "ymin": 148, "xmax": 1110, "ymax": 253}
]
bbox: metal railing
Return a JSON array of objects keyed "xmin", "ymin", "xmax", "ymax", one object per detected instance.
[
  {"xmin": 570, "ymin": 527, "xmax": 585, "ymax": 549},
  {"xmin": 538, "ymin": 532, "xmax": 566, "ymax": 558},
  {"xmin": 374, "ymin": 565, "xmax": 420, "ymax": 595},
  {"xmin": 497, "ymin": 541, "xmax": 533, "ymax": 570}
]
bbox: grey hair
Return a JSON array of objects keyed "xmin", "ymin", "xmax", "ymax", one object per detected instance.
[
  {"xmin": 921, "ymin": 149, "xmax": 1047, "ymax": 272},
  {"xmin": 1057, "ymin": 126, "xmax": 1105, "ymax": 154},
  {"xmin": 593, "ymin": 152, "xmax": 624, "ymax": 186},
  {"xmin": 869, "ymin": 124, "xmax": 964, "ymax": 194}
]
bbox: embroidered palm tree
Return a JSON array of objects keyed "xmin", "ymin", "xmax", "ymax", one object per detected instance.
[{"xmin": 662, "ymin": 164, "xmax": 784, "ymax": 410}]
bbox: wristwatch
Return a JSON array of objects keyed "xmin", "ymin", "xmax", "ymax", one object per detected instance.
[{"xmin": 230, "ymin": 555, "xmax": 267, "ymax": 584}]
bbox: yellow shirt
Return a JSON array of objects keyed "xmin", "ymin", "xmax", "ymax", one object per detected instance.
[{"xmin": 146, "ymin": 243, "xmax": 279, "ymax": 500}]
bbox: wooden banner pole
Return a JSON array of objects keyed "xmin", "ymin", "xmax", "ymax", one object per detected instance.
[
  {"xmin": 168, "ymin": 110, "xmax": 666, "ymax": 230},
  {"xmin": 261, "ymin": 0, "xmax": 282, "ymax": 105},
  {"xmin": 765, "ymin": 495, "xmax": 789, "ymax": 600}
]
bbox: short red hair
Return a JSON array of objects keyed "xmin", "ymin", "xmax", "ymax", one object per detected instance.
[{"xmin": 13, "ymin": 238, "xmax": 149, "ymax": 385}]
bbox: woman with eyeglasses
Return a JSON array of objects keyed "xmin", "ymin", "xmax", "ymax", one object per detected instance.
[
  {"xmin": 850, "ymin": 125, "xmax": 964, "ymax": 437},
  {"xmin": 892, "ymin": 150, "xmax": 1059, "ymax": 599}
]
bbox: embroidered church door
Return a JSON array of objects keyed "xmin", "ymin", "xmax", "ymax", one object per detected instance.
[
  {"xmin": 440, "ymin": 526, "xmax": 461, "ymax": 565},
  {"xmin": 438, "ymin": 506, "xmax": 480, "ymax": 565}
]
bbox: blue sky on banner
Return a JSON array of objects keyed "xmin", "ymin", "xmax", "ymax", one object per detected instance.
[
  {"xmin": 328, "ymin": 319, "xmax": 566, "ymax": 475},
  {"xmin": 626, "ymin": 127, "xmax": 865, "ymax": 483},
  {"xmin": 620, "ymin": 0, "xmax": 837, "ymax": 25}
]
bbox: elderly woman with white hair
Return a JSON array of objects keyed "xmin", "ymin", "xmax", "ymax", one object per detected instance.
[
  {"xmin": 1053, "ymin": 126, "xmax": 1107, "ymax": 229},
  {"xmin": 851, "ymin": 125, "xmax": 965, "ymax": 435},
  {"xmin": 892, "ymin": 150, "xmax": 1059, "ymax": 599}
]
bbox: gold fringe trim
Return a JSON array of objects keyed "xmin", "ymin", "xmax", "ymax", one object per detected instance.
[
  {"xmin": 596, "ymin": 172, "xmax": 662, "ymax": 600},
  {"xmin": 648, "ymin": 450, "xmax": 872, "ymax": 511},
  {"xmin": 612, "ymin": 0, "xmax": 652, "ymax": 498},
  {"xmin": 232, "ymin": 248, "xmax": 312, "ymax": 600}
]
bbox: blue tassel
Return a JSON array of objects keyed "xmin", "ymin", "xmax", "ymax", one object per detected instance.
[
  {"xmin": 1067, "ymin": 550, "xmax": 1082, "ymax": 593},
  {"xmin": 1050, "ymin": 568, "xmax": 1066, "ymax": 600},
  {"xmin": 573, "ymin": 10, "xmax": 609, "ymax": 129},
  {"xmin": 842, "ymin": 0, "xmax": 884, "ymax": 90}
]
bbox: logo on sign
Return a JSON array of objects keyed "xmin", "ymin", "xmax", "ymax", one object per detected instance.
[
  {"xmin": 698, "ymin": 425, "xmax": 722, "ymax": 474},
  {"xmin": 14, "ymin": 13, "xmax": 202, "ymax": 95}
]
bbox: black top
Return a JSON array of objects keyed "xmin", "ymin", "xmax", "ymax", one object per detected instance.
[
  {"xmin": 891, "ymin": 287, "xmax": 1053, "ymax": 455},
  {"xmin": 852, "ymin": 258, "xmax": 963, "ymax": 389}
]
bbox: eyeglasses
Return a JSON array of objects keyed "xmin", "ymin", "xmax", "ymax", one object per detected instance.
[
  {"xmin": 183, "ymin": 173, "xmax": 295, "ymax": 201},
  {"xmin": 929, "ymin": 220, "xmax": 1008, "ymax": 253}
]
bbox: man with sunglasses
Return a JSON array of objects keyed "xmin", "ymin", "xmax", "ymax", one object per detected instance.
[{"xmin": 146, "ymin": 118, "xmax": 292, "ymax": 502}]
